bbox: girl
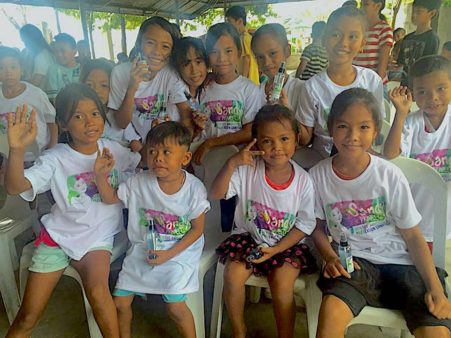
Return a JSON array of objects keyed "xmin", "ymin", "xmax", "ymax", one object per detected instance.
[
  {"xmin": 4, "ymin": 83, "xmax": 140, "ymax": 338},
  {"xmin": 354, "ymin": 0, "xmax": 393, "ymax": 84},
  {"xmin": 192, "ymin": 22, "xmax": 265, "ymax": 165},
  {"xmin": 210, "ymin": 104, "xmax": 317, "ymax": 338},
  {"xmin": 310, "ymin": 88, "xmax": 451, "ymax": 338},
  {"xmin": 81, "ymin": 59, "xmax": 141, "ymax": 151},
  {"xmin": 297, "ymin": 6, "xmax": 385, "ymax": 159},
  {"xmin": 251, "ymin": 23, "xmax": 304, "ymax": 111},
  {"xmin": 108, "ymin": 16, "xmax": 192, "ymax": 142},
  {"xmin": 172, "ymin": 37, "xmax": 209, "ymax": 141}
]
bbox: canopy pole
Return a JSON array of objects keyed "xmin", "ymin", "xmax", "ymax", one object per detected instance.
[
  {"xmin": 79, "ymin": 0, "xmax": 90, "ymax": 47},
  {"xmin": 175, "ymin": 0, "xmax": 180, "ymax": 26},
  {"xmin": 54, "ymin": 8, "xmax": 61, "ymax": 33}
]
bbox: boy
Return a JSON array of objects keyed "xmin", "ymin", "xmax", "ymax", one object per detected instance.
[
  {"xmin": 295, "ymin": 21, "xmax": 328, "ymax": 80},
  {"xmin": 390, "ymin": 27, "xmax": 406, "ymax": 62},
  {"xmin": 397, "ymin": 0, "xmax": 441, "ymax": 86},
  {"xmin": 94, "ymin": 121, "xmax": 210, "ymax": 338},
  {"xmin": 442, "ymin": 41, "xmax": 451, "ymax": 60},
  {"xmin": 225, "ymin": 5, "xmax": 259, "ymax": 85},
  {"xmin": 384, "ymin": 55, "xmax": 450, "ymax": 241},
  {"xmin": 0, "ymin": 46, "xmax": 57, "ymax": 157},
  {"xmin": 46, "ymin": 33, "xmax": 81, "ymax": 102}
]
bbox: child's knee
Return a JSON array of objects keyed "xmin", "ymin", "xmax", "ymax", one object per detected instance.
[
  {"xmin": 224, "ymin": 261, "xmax": 249, "ymax": 286},
  {"xmin": 85, "ymin": 283, "xmax": 111, "ymax": 305},
  {"xmin": 320, "ymin": 295, "xmax": 353, "ymax": 323},
  {"xmin": 114, "ymin": 297, "xmax": 132, "ymax": 313},
  {"xmin": 166, "ymin": 302, "xmax": 192, "ymax": 324}
]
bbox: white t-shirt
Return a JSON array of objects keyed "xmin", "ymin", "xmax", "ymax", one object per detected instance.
[
  {"xmin": 0, "ymin": 82, "xmax": 55, "ymax": 158},
  {"xmin": 115, "ymin": 171, "xmax": 210, "ymax": 294},
  {"xmin": 227, "ymin": 159, "xmax": 316, "ymax": 246},
  {"xmin": 33, "ymin": 49, "xmax": 55, "ymax": 77},
  {"xmin": 199, "ymin": 76, "xmax": 265, "ymax": 139},
  {"xmin": 310, "ymin": 155, "xmax": 422, "ymax": 265},
  {"xmin": 297, "ymin": 66, "xmax": 385, "ymax": 158},
  {"xmin": 400, "ymin": 106, "xmax": 451, "ymax": 240},
  {"xmin": 259, "ymin": 76, "xmax": 304, "ymax": 113},
  {"xmin": 108, "ymin": 63, "xmax": 187, "ymax": 140},
  {"xmin": 20, "ymin": 139, "xmax": 141, "ymax": 260},
  {"xmin": 102, "ymin": 109, "xmax": 141, "ymax": 146}
]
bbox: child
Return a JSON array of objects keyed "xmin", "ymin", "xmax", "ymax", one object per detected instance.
[
  {"xmin": 354, "ymin": 0, "xmax": 393, "ymax": 84},
  {"xmin": 310, "ymin": 87, "xmax": 451, "ymax": 338},
  {"xmin": 442, "ymin": 41, "xmax": 451, "ymax": 60},
  {"xmin": 297, "ymin": 6, "xmax": 385, "ymax": 158},
  {"xmin": 81, "ymin": 59, "xmax": 142, "ymax": 151},
  {"xmin": 4, "ymin": 83, "xmax": 140, "ymax": 337},
  {"xmin": 251, "ymin": 23, "xmax": 304, "ymax": 111},
  {"xmin": 108, "ymin": 16, "xmax": 192, "ymax": 142},
  {"xmin": 384, "ymin": 55, "xmax": 450, "ymax": 241},
  {"xmin": 192, "ymin": 22, "xmax": 265, "ymax": 165},
  {"xmin": 47, "ymin": 33, "xmax": 81, "ymax": 102},
  {"xmin": 295, "ymin": 21, "xmax": 328, "ymax": 81},
  {"xmin": 0, "ymin": 46, "xmax": 57, "ymax": 158},
  {"xmin": 225, "ymin": 5, "xmax": 260, "ymax": 85},
  {"xmin": 397, "ymin": 0, "xmax": 441, "ymax": 86},
  {"xmin": 211, "ymin": 104, "xmax": 317, "ymax": 338},
  {"xmin": 171, "ymin": 37, "xmax": 209, "ymax": 141},
  {"xmin": 391, "ymin": 27, "xmax": 406, "ymax": 61},
  {"xmin": 94, "ymin": 121, "xmax": 209, "ymax": 338}
]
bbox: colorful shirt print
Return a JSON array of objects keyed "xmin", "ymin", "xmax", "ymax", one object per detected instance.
[
  {"xmin": 138, "ymin": 208, "xmax": 191, "ymax": 241},
  {"xmin": 67, "ymin": 169, "xmax": 118, "ymax": 206},
  {"xmin": 325, "ymin": 197, "xmax": 387, "ymax": 235},
  {"xmin": 411, "ymin": 148, "xmax": 450, "ymax": 182},
  {"xmin": 201, "ymin": 99, "xmax": 244, "ymax": 131},
  {"xmin": 0, "ymin": 113, "xmax": 8, "ymax": 134},
  {"xmin": 134, "ymin": 94, "xmax": 166, "ymax": 120},
  {"xmin": 246, "ymin": 199, "xmax": 296, "ymax": 243}
]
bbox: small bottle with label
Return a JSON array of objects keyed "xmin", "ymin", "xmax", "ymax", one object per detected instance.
[
  {"xmin": 338, "ymin": 232, "xmax": 354, "ymax": 273},
  {"xmin": 146, "ymin": 219, "xmax": 160, "ymax": 261},
  {"xmin": 270, "ymin": 61, "xmax": 286, "ymax": 103}
]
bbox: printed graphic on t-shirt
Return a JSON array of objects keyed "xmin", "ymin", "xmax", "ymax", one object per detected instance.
[
  {"xmin": 67, "ymin": 169, "xmax": 118, "ymax": 206},
  {"xmin": 402, "ymin": 40, "xmax": 425, "ymax": 68},
  {"xmin": 412, "ymin": 148, "xmax": 450, "ymax": 181},
  {"xmin": 201, "ymin": 100, "xmax": 244, "ymax": 131},
  {"xmin": 325, "ymin": 197, "xmax": 387, "ymax": 235},
  {"xmin": 138, "ymin": 208, "xmax": 191, "ymax": 240},
  {"xmin": 320, "ymin": 107, "xmax": 331, "ymax": 132},
  {"xmin": 246, "ymin": 199, "xmax": 296, "ymax": 242},
  {"xmin": 0, "ymin": 109, "xmax": 32, "ymax": 134},
  {"xmin": 134, "ymin": 94, "xmax": 165, "ymax": 120}
]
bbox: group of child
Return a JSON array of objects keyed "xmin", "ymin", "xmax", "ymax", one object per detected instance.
[{"xmin": 1, "ymin": 1, "xmax": 450, "ymax": 338}]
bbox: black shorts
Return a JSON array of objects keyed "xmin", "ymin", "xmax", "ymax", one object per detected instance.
[{"xmin": 317, "ymin": 257, "xmax": 451, "ymax": 333}]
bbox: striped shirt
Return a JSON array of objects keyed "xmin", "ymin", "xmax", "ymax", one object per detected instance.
[
  {"xmin": 354, "ymin": 20, "xmax": 393, "ymax": 84},
  {"xmin": 299, "ymin": 43, "xmax": 328, "ymax": 81}
]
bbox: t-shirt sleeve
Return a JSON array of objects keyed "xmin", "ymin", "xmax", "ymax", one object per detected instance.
[
  {"xmin": 387, "ymin": 169, "xmax": 422, "ymax": 229},
  {"xmin": 226, "ymin": 166, "xmax": 242, "ymax": 200},
  {"xmin": 400, "ymin": 116, "xmax": 414, "ymax": 156},
  {"xmin": 300, "ymin": 45, "xmax": 313, "ymax": 62},
  {"xmin": 109, "ymin": 141, "xmax": 141, "ymax": 174},
  {"xmin": 297, "ymin": 81, "xmax": 316, "ymax": 127},
  {"xmin": 188, "ymin": 180, "xmax": 211, "ymax": 220},
  {"xmin": 21, "ymin": 151, "xmax": 56, "ymax": 201},
  {"xmin": 379, "ymin": 24, "xmax": 394, "ymax": 48},
  {"xmin": 294, "ymin": 174, "xmax": 317, "ymax": 235},
  {"xmin": 33, "ymin": 51, "xmax": 53, "ymax": 76},
  {"xmin": 242, "ymin": 83, "xmax": 265, "ymax": 125},
  {"xmin": 242, "ymin": 33, "xmax": 252, "ymax": 57},
  {"xmin": 310, "ymin": 169, "xmax": 326, "ymax": 220},
  {"xmin": 369, "ymin": 72, "xmax": 386, "ymax": 119},
  {"xmin": 124, "ymin": 124, "xmax": 141, "ymax": 141},
  {"xmin": 168, "ymin": 73, "xmax": 188, "ymax": 104},
  {"xmin": 117, "ymin": 176, "xmax": 133, "ymax": 206},
  {"xmin": 46, "ymin": 65, "xmax": 59, "ymax": 100},
  {"xmin": 108, "ymin": 64, "xmax": 129, "ymax": 110},
  {"xmin": 39, "ymin": 89, "xmax": 56, "ymax": 123},
  {"xmin": 424, "ymin": 32, "xmax": 440, "ymax": 56}
]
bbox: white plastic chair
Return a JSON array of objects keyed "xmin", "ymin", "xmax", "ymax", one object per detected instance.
[
  {"xmin": 373, "ymin": 119, "xmax": 391, "ymax": 154},
  {"xmin": 345, "ymin": 157, "xmax": 448, "ymax": 337},
  {"xmin": 19, "ymin": 230, "xmax": 129, "ymax": 338},
  {"xmin": 384, "ymin": 98, "xmax": 393, "ymax": 125}
]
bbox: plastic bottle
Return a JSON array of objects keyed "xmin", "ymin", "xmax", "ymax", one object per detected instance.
[
  {"xmin": 338, "ymin": 232, "xmax": 354, "ymax": 273},
  {"xmin": 270, "ymin": 61, "xmax": 286, "ymax": 103},
  {"xmin": 246, "ymin": 243, "xmax": 269, "ymax": 262},
  {"xmin": 146, "ymin": 219, "xmax": 159, "ymax": 261}
]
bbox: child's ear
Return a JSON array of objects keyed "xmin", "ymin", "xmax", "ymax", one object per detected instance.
[
  {"xmin": 183, "ymin": 150, "xmax": 192, "ymax": 166},
  {"xmin": 285, "ymin": 44, "xmax": 292, "ymax": 58},
  {"xmin": 429, "ymin": 9, "xmax": 438, "ymax": 19}
]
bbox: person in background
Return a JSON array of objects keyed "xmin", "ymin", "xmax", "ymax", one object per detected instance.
[
  {"xmin": 225, "ymin": 5, "xmax": 260, "ymax": 85},
  {"xmin": 19, "ymin": 24, "xmax": 55, "ymax": 92},
  {"xmin": 117, "ymin": 52, "xmax": 129, "ymax": 64},
  {"xmin": 295, "ymin": 21, "xmax": 328, "ymax": 81},
  {"xmin": 354, "ymin": 0, "xmax": 393, "ymax": 85},
  {"xmin": 397, "ymin": 0, "xmax": 441, "ymax": 86},
  {"xmin": 442, "ymin": 41, "xmax": 451, "ymax": 60},
  {"xmin": 391, "ymin": 27, "xmax": 406, "ymax": 60},
  {"xmin": 46, "ymin": 33, "xmax": 81, "ymax": 102},
  {"xmin": 76, "ymin": 39, "xmax": 91, "ymax": 66}
]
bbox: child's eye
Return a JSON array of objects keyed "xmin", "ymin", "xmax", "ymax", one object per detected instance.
[
  {"xmin": 281, "ymin": 136, "xmax": 290, "ymax": 142},
  {"xmin": 164, "ymin": 150, "xmax": 171, "ymax": 155},
  {"xmin": 270, "ymin": 51, "xmax": 277, "ymax": 57},
  {"xmin": 416, "ymin": 90, "xmax": 426, "ymax": 96},
  {"xmin": 92, "ymin": 111, "xmax": 101, "ymax": 117},
  {"xmin": 226, "ymin": 49, "xmax": 233, "ymax": 54},
  {"xmin": 102, "ymin": 84, "xmax": 110, "ymax": 89},
  {"xmin": 73, "ymin": 114, "xmax": 83, "ymax": 120},
  {"xmin": 437, "ymin": 86, "xmax": 447, "ymax": 92},
  {"xmin": 162, "ymin": 45, "xmax": 171, "ymax": 50},
  {"xmin": 337, "ymin": 124, "xmax": 347, "ymax": 128},
  {"xmin": 361, "ymin": 125, "xmax": 370, "ymax": 130},
  {"xmin": 261, "ymin": 139, "xmax": 271, "ymax": 144},
  {"xmin": 148, "ymin": 149, "xmax": 156, "ymax": 155}
]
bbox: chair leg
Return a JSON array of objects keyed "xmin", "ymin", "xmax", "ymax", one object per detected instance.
[
  {"xmin": 0, "ymin": 236, "xmax": 21, "ymax": 323},
  {"xmin": 248, "ymin": 286, "xmax": 262, "ymax": 303},
  {"xmin": 186, "ymin": 280, "xmax": 205, "ymax": 338},
  {"xmin": 210, "ymin": 263, "xmax": 225, "ymax": 338},
  {"xmin": 9, "ymin": 240, "xmax": 19, "ymax": 270},
  {"xmin": 298, "ymin": 274, "xmax": 322, "ymax": 338}
]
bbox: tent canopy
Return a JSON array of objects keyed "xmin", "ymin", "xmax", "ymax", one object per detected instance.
[{"xmin": 2, "ymin": 0, "xmax": 299, "ymax": 20}]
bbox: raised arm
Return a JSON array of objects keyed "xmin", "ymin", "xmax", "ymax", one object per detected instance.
[
  {"xmin": 383, "ymin": 86, "xmax": 412, "ymax": 159},
  {"xmin": 5, "ymin": 105, "xmax": 36, "ymax": 195},
  {"xmin": 94, "ymin": 148, "xmax": 121, "ymax": 204}
]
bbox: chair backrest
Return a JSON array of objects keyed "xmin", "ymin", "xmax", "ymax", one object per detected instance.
[
  {"xmin": 390, "ymin": 156, "xmax": 448, "ymax": 269},
  {"xmin": 292, "ymin": 147, "xmax": 323, "ymax": 170},
  {"xmin": 383, "ymin": 99, "xmax": 392, "ymax": 124}
]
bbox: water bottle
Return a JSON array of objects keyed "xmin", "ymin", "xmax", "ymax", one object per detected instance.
[
  {"xmin": 338, "ymin": 232, "xmax": 354, "ymax": 273},
  {"xmin": 270, "ymin": 61, "xmax": 286, "ymax": 103},
  {"xmin": 146, "ymin": 219, "xmax": 159, "ymax": 260}
]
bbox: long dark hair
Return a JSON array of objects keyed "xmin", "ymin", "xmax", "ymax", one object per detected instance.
[{"xmin": 19, "ymin": 24, "xmax": 53, "ymax": 57}]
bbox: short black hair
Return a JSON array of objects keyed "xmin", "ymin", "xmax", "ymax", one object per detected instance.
[
  {"xmin": 443, "ymin": 41, "xmax": 451, "ymax": 51},
  {"xmin": 413, "ymin": 0, "xmax": 441, "ymax": 11},
  {"xmin": 206, "ymin": 23, "xmax": 242, "ymax": 56},
  {"xmin": 54, "ymin": 33, "xmax": 77, "ymax": 49},
  {"xmin": 251, "ymin": 23, "xmax": 289, "ymax": 52},
  {"xmin": 327, "ymin": 88, "xmax": 382, "ymax": 135},
  {"xmin": 225, "ymin": 5, "xmax": 247, "ymax": 25},
  {"xmin": 311, "ymin": 21, "xmax": 326, "ymax": 39},
  {"xmin": 0, "ymin": 46, "xmax": 21, "ymax": 64},
  {"xmin": 146, "ymin": 121, "xmax": 191, "ymax": 148},
  {"xmin": 409, "ymin": 55, "xmax": 450, "ymax": 88},
  {"xmin": 80, "ymin": 59, "xmax": 114, "ymax": 83},
  {"xmin": 393, "ymin": 27, "xmax": 406, "ymax": 35},
  {"xmin": 252, "ymin": 104, "xmax": 299, "ymax": 139}
]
